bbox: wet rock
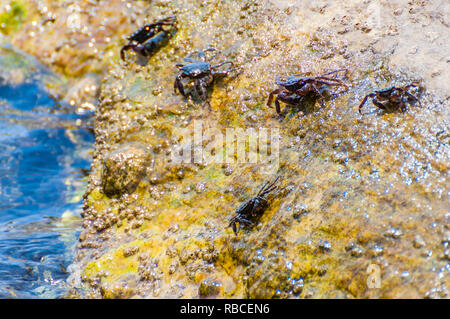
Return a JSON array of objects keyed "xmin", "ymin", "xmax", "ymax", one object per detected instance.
[
  {"xmin": 350, "ymin": 246, "xmax": 363, "ymax": 257},
  {"xmin": 100, "ymin": 281, "xmax": 136, "ymax": 299},
  {"xmin": 441, "ymin": 249, "xmax": 450, "ymax": 261},
  {"xmin": 101, "ymin": 144, "xmax": 149, "ymax": 197},
  {"xmin": 64, "ymin": 74, "xmax": 100, "ymax": 109},
  {"xmin": 198, "ymin": 280, "xmax": 222, "ymax": 298},
  {"xmin": 346, "ymin": 242, "xmax": 363, "ymax": 257},
  {"xmin": 291, "ymin": 278, "xmax": 304, "ymax": 295},
  {"xmin": 370, "ymin": 245, "xmax": 384, "ymax": 257},
  {"xmin": 318, "ymin": 240, "xmax": 332, "ymax": 252},
  {"xmin": 23, "ymin": 0, "xmax": 447, "ymax": 299},
  {"xmin": 424, "ymin": 286, "xmax": 448, "ymax": 299},
  {"xmin": 385, "ymin": 228, "xmax": 403, "ymax": 239},
  {"xmin": 413, "ymin": 235, "xmax": 426, "ymax": 248}
]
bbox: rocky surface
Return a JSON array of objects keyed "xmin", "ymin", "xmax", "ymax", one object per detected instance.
[{"xmin": 3, "ymin": 0, "xmax": 449, "ymax": 298}]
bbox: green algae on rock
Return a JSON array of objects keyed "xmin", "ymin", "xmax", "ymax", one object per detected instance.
[{"xmin": 0, "ymin": 1, "xmax": 26, "ymax": 35}]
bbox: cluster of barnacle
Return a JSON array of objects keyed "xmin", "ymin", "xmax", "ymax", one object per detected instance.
[
  {"xmin": 138, "ymin": 253, "xmax": 162, "ymax": 283},
  {"xmin": 116, "ymin": 205, "xmax": 151, "ymax": 232},
  {"xmin": 120, "ymin": 16, "xmax": 423, "ymax": 235}
]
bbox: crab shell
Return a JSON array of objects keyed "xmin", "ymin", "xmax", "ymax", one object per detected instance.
[
  {"xmin": 275, "ymin": 76, "xmax": 310, "ymax": 92},
  {"xmin": 180, "ymin": 61, "xmax": 211, "ymax": 78}
]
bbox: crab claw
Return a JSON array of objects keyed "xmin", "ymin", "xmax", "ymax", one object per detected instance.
[{"xmin": 120, "ymin": 45, "xmax": 133, "ymax": 61}]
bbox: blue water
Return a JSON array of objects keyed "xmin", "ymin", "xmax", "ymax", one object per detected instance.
[{"xmin": 0, "ymin": 46, "xmax": 94, "ymax": 298}]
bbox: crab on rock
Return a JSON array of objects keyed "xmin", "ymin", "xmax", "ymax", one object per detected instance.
[
  {"xmin": 174, "ymin": 48, "xmax": 234, "ymax": 101},
  {"xmin": 120, "ymin": 16, "xmax": 177, "ymax": 61},
  {"xmin": 267, "ymin": 69, "xmax": 349, "ymax": 114},
  {"xmin": 358, "ymin": 84, "xmax": 421, "ymax": 114},
  {"xmin": 228, "ymin": 176, "xmax": 280, "ymax": 235}
]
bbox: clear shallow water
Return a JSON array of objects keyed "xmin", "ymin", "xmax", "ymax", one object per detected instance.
[{"xmin": 0, "ymin": 46, "xmax": 94, "ymax": 298}]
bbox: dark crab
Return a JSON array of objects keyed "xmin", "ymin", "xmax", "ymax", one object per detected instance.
[
  {"xmin": 267, "ymin": 69, "xmax": 349, "ymax": 114},
  {"xmin": 228, "ymin": 176, "xmax": 280, "ymax": 235},
  {"xmin": 174, "ymin": 48, "xmax": 234, "ymax": 101},
  {"xmin": 120, "ymin": 16, "xmax": 177, "ymax": 61},
  {"xmin": 358, "ymin": 84, "xmax": 421, "ymax": 114}
]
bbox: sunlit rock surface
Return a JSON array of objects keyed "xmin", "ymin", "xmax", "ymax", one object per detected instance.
[{"xmin": 5, "ymin": 0, "xmax": 448, "ymax": 298}]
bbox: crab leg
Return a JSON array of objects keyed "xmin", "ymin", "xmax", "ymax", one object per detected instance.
[
  {"xmin": 358, "ymin": 93, "xmax": 375, "ymax": 114},
  {"xmin": 311, "ymin": 78, "xmax": 348, "ymax": 89},
  {"xmin": 229, "ymin": 216, "xmax": 254, "ymax": 235},
  {"xmin": 174, "ymin": 74, "xmax": 186, "ymax": 96},
  {"xmin": 319, "ymin": 69, "xmax": 347, "ymax": 77},
  {"xmin": 211, "ymin": 69, "xmax": 235, "ymax": 76},
  {"xmin": 258, "ymin": 176, "xmax": 279, "ymax": 197},
  {"xmin": 274, "ymin": 92, "xmax": 304, "ymax": 114},
  {"xmin": 120, "ymin": 44, "xmax": 136, "ymax": 61},
  {"xmin": 275, "ymin": 95, "xmax": 283, "ymax": 114},
  {"xmin": 194, "ymin": 78, "xmax": 209, "ymax": 100},
  {"xmin": 211, "ymin": 61, "xmax": 234, "ymax": 70},
  {"xmin": 372, "ymin": 99, "xmax": 387, "ymax": 111},
  {"xmin": 267, "ymin": 89, "xmax": 283, "ymax": 108},
  {"xmin": 184, "ymin": 51, "xmax": 202, "ymax": 62},
  {"xmin": 404, "ymin": 91, "xmax": 420, "ymax": 106}
]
